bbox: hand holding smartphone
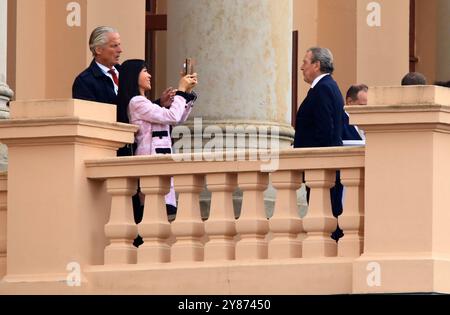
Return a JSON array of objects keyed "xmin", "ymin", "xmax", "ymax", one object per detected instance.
[
  {"xmin": 179, "ymin": 58, "xmax": 197, "ymax": 93},
  {"xmin": 183, "ymin": 58, "xmax": 194, "ymax": 76}
]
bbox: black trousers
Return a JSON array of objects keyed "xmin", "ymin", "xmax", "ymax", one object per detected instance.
[{"xmin": 305, "ymin": 171, "xmax": 344, "ymax": 241}]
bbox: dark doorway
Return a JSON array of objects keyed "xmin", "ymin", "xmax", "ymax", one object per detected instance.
[
  {"xmin": 409, "ymin": 0, "xmax": 418, "ymax": 72},
  {"xmin": 145, "ymin": 0, "xmax": 167, "ymax": 100}
]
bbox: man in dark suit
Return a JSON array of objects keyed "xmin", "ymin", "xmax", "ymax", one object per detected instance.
[
  {"xmin": 72, "ymin": 26, "xmax": 138, "ymax": 158},
  {"xmin": 294, "ymin": 48, "xmax": 343, "ymax": 147},
  {"xmin": 73, "ymin": 26, "xmax": 122, "ymax": 106},
  {"xmin": 294, "ymin": 47, "xmax": 344, "ymax": 241},
  {"xmin": 71, "ymin": 26, "xmax": 148, "ymax": 244}
]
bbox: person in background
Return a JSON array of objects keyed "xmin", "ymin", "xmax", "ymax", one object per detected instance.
[
  {"xmin": 342, "ymin": 84, "xmax": 368, "ymax": 145},
  {"xmin": 116, "ymin": 59, "xmax": 197, "ymax": 246},
  {"xmin": 434, "ymin": 80, "xmax": 450, "ymax": 88},
  {"xmin": 401, "ymin": 72, "xmax": 427, "ymax": 86}
]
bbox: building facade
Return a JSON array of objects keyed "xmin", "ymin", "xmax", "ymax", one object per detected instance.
[
  {"xmin": 1, "ymin": 0, "xmax": 450, "ymax": 296},
  {"xmin": 3, "ymin": 0, "xmax": 450, "ymax": 138}
]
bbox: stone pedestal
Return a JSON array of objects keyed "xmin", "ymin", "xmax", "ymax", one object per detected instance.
[
  {"xmin": 350, "ymin": 86, "xmax": 450, "ymax": 293},
  {"xmin": 0, "ymin": 99, "xmax": 136, "ymax": 283}
]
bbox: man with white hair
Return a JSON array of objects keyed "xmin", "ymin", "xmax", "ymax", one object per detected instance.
[{"xmin": 72, "ymin": 26, "xmax": 122, "ymax": 105}]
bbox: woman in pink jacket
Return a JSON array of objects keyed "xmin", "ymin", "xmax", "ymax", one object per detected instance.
[{"xmin": 117, "ymin": 59, "xmax": 197, "ymax": 219}]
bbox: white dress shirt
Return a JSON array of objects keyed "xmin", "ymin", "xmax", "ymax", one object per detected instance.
[
  {"xmin": 96, "ymin": 61, "xmax": 119, "ymax": 95},
  {"xmin": 311, "ymin": 73, "xmax": 329, "ymax": 89}
]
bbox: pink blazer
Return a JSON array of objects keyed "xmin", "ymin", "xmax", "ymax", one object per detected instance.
[{"xmin": 129, "ymin": 94, "xmax": 194, "ymax": 206}]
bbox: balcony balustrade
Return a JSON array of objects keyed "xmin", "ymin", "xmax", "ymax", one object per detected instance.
[{"xmin": 0, "ymin": 86, "xmax": 449, "ymax": 294}]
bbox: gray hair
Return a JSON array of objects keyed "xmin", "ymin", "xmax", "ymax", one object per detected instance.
[
  {"xmin": 307, "ymin": 47, "xmax": 334, "ymax": 75},
  {"xmin": 89, "ymin": 26, "xmax": 118, "ymax": 57}
]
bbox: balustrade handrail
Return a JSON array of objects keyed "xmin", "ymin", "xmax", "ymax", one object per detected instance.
[{"xmin": 85, "ymin": 146, "xmax": 365, "ymax": 179}]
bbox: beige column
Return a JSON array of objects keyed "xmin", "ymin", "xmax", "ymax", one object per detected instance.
[
  {"xmin": 0, "ymin": 1, "xmax": 10, "ymax": 275},
  {"xmin": 293, "ymin": 0, "xmax": 318, "ymax": 101},
  {"xmin": 356, "ymin": 0, "xmax": 409, "ymax": 87},
  {"xmin": 436, "ymin": 0, "xmax": 450, "ymax": 82},
  {"xmin": 0, "ymin": 0, "xmax": 8, "ymax": 85},
  {"xmin": 415, "ymin": 0, "xmax": 450, "ymax": 84},
  {"xmin": 294, "ymin": 0, "xmax": 409, "ymax": 100},
  {"xmin": 415, "ymin": 0, "xmax": 437, "ymax": 84},
  {"xmin": 167, "ymin": 0, "xmax": 294, "ymax": 149},
  {"xmin": 351, "ymin": 86, "xmax": 450, "ymax": 293},
  {"xmin": 0, "ymin": 0, "xmax": 12, "ymax": 171}
]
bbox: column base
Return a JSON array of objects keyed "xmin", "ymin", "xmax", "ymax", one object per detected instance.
[{"xmin": 174, "ymin": 119, "xmax": 295, "ymax": 153}]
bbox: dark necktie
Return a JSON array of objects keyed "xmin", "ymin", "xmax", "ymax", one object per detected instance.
[{"xmin": 108, "ymin": 69, "xmax": 119, "ymax": 86}]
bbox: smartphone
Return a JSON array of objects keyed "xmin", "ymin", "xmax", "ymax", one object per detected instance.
[{"xmin": 183, "ymin": 58, "xmax": 194, "ymax": 75}]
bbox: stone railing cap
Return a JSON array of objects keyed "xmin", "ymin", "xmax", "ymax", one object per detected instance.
[
  {"xmin": 10, "ymin": 99, "xmax": 116, "ymax": 123},
  {"xmin": 366, "ymin": 85, "xmax": 450, "ymax": 106}
]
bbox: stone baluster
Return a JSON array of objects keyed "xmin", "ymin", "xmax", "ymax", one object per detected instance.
[
  {"xmin": 204, "ymin": 173, "xmax": 237, "ymax": 261},
  {"xmin": 171, "ymin": 175, "xmax": 205, "ymax": 262},
  {"xmin": 302, "ymin": 170, "xmax": 337, "ymax": 257},
  {"xmin": 104, "ymin": 178, "xmax": 138, "ymax": 264},
  {"xmin": 235, "ymin": 172, "xmax": 269, "ymax": 259},
  {"xmin": 338, "ymin": 168, "xmax": 364, "ymax": 257},
  {"xmin": 269, "ymin": 170, "xmax": 303, "ymax": 259},
  {"xmin": 0, "ymin": 172, "xmax": 7, "ymax": 278},
  {"xmin": 138, "ymin": 176, "xmax": 172, "ymax": 263}
]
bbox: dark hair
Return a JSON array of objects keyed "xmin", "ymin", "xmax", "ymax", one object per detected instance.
[
  {"xmin": 434, "ymin": 80, "xmax": 450, "ymax": 88},
  {"xmin": 116, "ymin": 59, "xmax": 147, "ymax": 124},
  {"xmin": 401, "ymin": 72, "xmax": 427, "ymax": 86},
  {"xmin": 346, "ymin": 84, "xmax": 369, "ymax": 101}
]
